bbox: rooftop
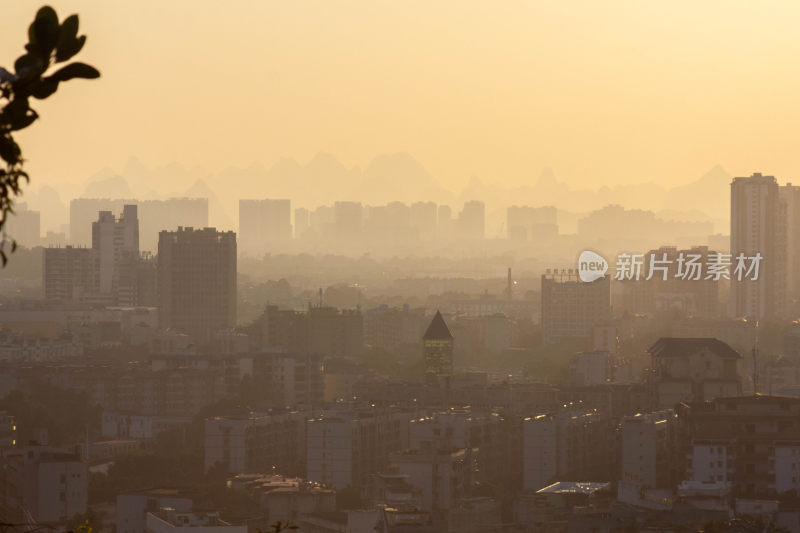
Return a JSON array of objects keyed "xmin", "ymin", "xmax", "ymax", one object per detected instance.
[
  {"xmin": 147, "ymin": 509, "xmax": 244, "ymax": 531},
  {"xmin": 422, "ymin": 311, "xmax": 452, "ymax": 340},
  {"xmin": 537, "ymin": 481, "xmax": 611, "ymax": 495},
  {"xmin": 649, "ymin": 337, "xmax": 741, "ymax": 360}
]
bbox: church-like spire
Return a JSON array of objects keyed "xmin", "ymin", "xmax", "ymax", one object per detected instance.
[{"xmin": 423, "ymin": 310, "xmax": 452, "ymax": 340}]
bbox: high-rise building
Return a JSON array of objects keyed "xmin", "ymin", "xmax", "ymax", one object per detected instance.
[
  {"xmin": 306, "ymin": 408, "xmax": 411, "ymax": 489},
  {"xmin": 294, "ymin": 207, "xmax": 310, "ymax": 238},
  {"xmin": 649, "ymin": 337, "xmax": 741, "ymax": 408},
  {"xmin": 92, "ymin": 205, "xmax": 139, "ymax": 304},
  {"xmin": 134, "ymin": 252, "xmax": 158, "ymax": 307},
  {"xmin": 0, "ymin": 445, "xmax": 88, "ymax": 524},
  {"xmin": 333, "ymin": 201, "xmax": 362, "ymax": 241},
  {"xmin": 410, "ymin": 201, "xmax": 438, "ymax": 241},
  {"xmin": 204, "ymin": 411, "xmax": 307, "ymax": 475},
  {"xmin": 245, "ymin": 304, "xmax": 364, "ymax": 358},
  {"xmin": 246, "ymin": 305, "xmax": 309, "ymax": 353},
  {"xmin": 70, "ymin": 198, "xmax": 208, "ymax": 252},
  {"xmin": 364, "ymin": 305, "xmax": 428, "ymax": 350},
  {"xmin": 780, "ymin": 183, "xmax": 800, "ymax": 307},
  {"xmin": 522, "ymin": 409, "xmax": 613, "ymax": 492},
  {"xmin": 70, "ymin": 198, "xmax": 131, "ymax": 245},
  {"xmin": 457, "ymin": 201, "xmax": 485, "ymax": 239},
  {"xmin": 540, "ymin": 270, "xmax": 611, "ymax": 345},
  {"xmin": 389, "ymin": 448, "xmax": 476, "ymax": 512},
  {"xmin": 364, "ymin": 202, "xmax": 416, "ymax": 243},
  {"xmin": 116, "ymin": 491, "xmax": 194, "ymax": 533},
  {"xmin": 5, "ymin": 203, "xmax": 40, "ymax": 248},
  {"xmin": 409, "ymin": 409, "xmax": 508, "ymax": 487},
  {"xmin": 423, "ymin": 311, "xmax": 454, "ymax": 380},
  {"xmin": 437, "ymin": 205, "xmax": 454, "ymax": 240},
  {"xmin": 0, "ymin": 412, "xmax": 16, "ymax": 449},
  {"xmin": 251, "ymin": 352, "xmax": 325, "ymax": 407},
  {"xmin": 620, "ymin": 410, "xmax": 677, "ymax": 489},
  {"xmin": 45, "ymin": 206, "xmax": 150, "ymax": 306},
  {"xmin": 41, "ymin": 230, "xmax": 67, "ymax": 248},
  {"xmin": 309, "ymin": 205, "xmax": 334, "ymax": 236},
  {"xmin": 157, "ymin": 227, "xmax": 237, "ymax": 343},
  {"xmin": 677, "ymin": 395, "xmax": 800, "ymax": 498},
  {"xmin": 308, "ymin": 306, "xmax": 364, "ymax": 358},
  {"xmin": 620, "ymin": 246, "xmax": 720, "ymax": 318},
  {"xmin": 617, "ymin": 410, "xmax": 682, "ymax": 508},
  {"xmin": 730, "ymin": 173, "xmax": 786, "ymax": 319},
  {"xmin": 507, "ymin": 205, "xmax": 558, "ymax": 241},
  {"xmin": 43, "ymin": 246, "xmax": 99, "ymax": 302},
  {"xmin": 238, "ymin": 199, "xmax": 292, "ymax": 257}
]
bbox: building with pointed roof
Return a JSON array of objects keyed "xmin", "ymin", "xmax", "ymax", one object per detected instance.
[
  {"xmin": 423, "ymin": 311, "xmax": 453, "ymax": 341},
  {"xmin": 423, "ymin": 311, "xmax": 453, "ymax": 380}
]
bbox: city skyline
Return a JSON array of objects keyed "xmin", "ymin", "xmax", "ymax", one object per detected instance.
[
  {"xmin": 6, "ymin": 4, "xmax": 800, "ymax": 531},
  {"xmin": 17, "ymin": 157, "xmax": 773, "ymax": 240}
]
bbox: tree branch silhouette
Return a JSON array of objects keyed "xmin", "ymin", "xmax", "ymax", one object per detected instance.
[{"xmin": 0, "ymin": 5, "xmax": 99, "ymax": 265}]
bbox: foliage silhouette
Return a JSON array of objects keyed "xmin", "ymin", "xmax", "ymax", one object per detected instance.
[
  {"xmin": 0, "ymin": 5, "xmax": 99, "ymax": 264},
  {"xmin": 259, "ymin": 522, "xmax": 299, "ymax": 533}
]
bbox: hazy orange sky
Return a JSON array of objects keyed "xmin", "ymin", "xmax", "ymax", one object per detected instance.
[{"xmin": 3, "ymin": 1, "xmax": 800, "ymax": 191}]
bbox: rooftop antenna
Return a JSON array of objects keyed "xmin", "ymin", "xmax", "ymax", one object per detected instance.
[{"xmin": 753, "ymin": 320, "xmax": 759, "ymax": 396}]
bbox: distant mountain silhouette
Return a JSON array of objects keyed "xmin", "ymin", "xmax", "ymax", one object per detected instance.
[
  {"xmin": 82, "ymin": 175, "xmax": 134, "ymax": 199},
  {"xmin": 664, "ymin": 165, "xmax": 731, "ymax": 221},
  {"xmin": 457, "ymin": 165, "xmax": 731, "ymax": 233},
  {"xmin": 358, "ymin": 153, "xmax": 453, "ymax": 205},
  {"xmin": 306, "ymin": 152, "xmax": 350, "ymax": 188},
  {"xmin": 184, "ymin": 179, "xmax": 234, "ymax": 230},
  {"xmin": 26, "ymin": 186, "xmax": 68, "ymax": 233},
  {"xmin": 122, "ymin": 156, "xmax": 148, "ymax": 183},
  {"xmin": 533, "ymin": 167, "xmax": 571, "ymax": 198},
  {"xmin": 210, "ymin": 151, "xmax": 453, "ymax": 209},
  {"xmin": 72, "ymin": 155, "xmax": 735, "ymax": 235},
  {"xmin": 656, "ymin": 208, "xmax": 715, "ymax": 223},
  {"xmin": 86, "ymin": 165, "xmax": 118, "ymax": 184}
]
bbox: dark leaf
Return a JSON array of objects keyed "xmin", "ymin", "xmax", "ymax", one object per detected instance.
[
  {"xmin": 13, "ymin": 54, "xmax": 46, "ymax": 85},
  {"xmin": 36, "ymin": 6, "xmax": 59, "ymax": 27},
  {"xmin": 11, "ymin": 241, "xmax": 17, "ymax": 253},
  {"xmin": 32, "ymin": 78, "xmax": 59, "ymax": 100},
  {"xmin": 1, "ymin": 251, "xmax": 7, "ymax": 267},
  {"xmin": 56, "ymin": 35, "xmax": 85, "ymax": 64},
  {"xmin": 14, "ymin": 53, "xmax": 38, "ymax": 75},
  {"xmin": 9, "ymin": 109, "xmax": 38, "ymax": 129},
  {"xmin": 0, "ymin": 67, "xmax": 17, "ymax": 83},
  {"xmin": 2, "ymin": 98, "xmax": 31, "ymax": 126},
  {"xmin": 56, "ymin": 15, "xmax": 80, "ymax": 62},
  {"xmin": 50, "ymin": 62, "xmax": 100, "ymax": 82},
  {"xmin": 0, "ymin": 135, "xmax": 22, "ymax": 166},
  {"xmin": 58, "ymin": 15, "xmax": 79, "ymax": 42},
  {"xmin": 26, "ymin": 21, "xmax": 37, "ymax": 47},
  {"xmin": 29, "ymin": 7, "xmax": 60, "ymax": 58}
]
